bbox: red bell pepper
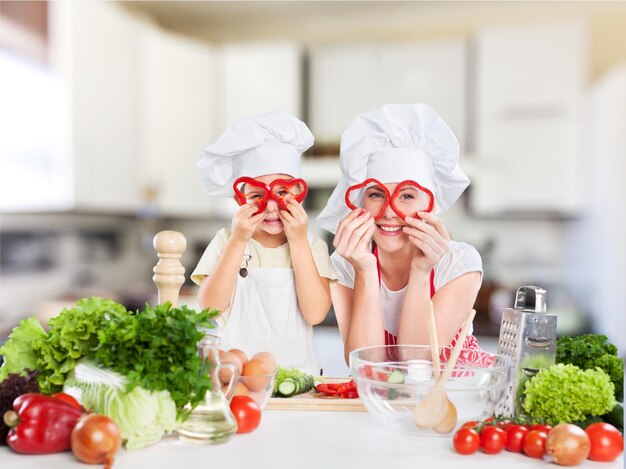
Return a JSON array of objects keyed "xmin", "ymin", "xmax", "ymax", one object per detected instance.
[
  {"xmin": 316, "ymin": 379, "xmax": 359, "ymax": 399},
  {"xmin": 3, "ymin": 393, "xmax": 84, "ymax": 454}
]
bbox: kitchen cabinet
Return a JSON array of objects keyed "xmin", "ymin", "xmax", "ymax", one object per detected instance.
[
  {"xmin": 46, "ymin": 1, "xmax": 142, "ymax": 212},
  {"xmin": 470, "ymin": 22, "xmax": 588, "ymax": 216},
  {"xmin": 1, "ymin": 411, "xmax": 622, "ymax": 468},
  {"xmin": 137, "ymin": 24, "xmax": 225, "ymax": 217},
  {"xmin": 216, "ymin": 41, "xmax": 303, "ymax": 129},
  {"xmin": 308, "ymin": 40, "xmax": 466, "ymax": 149}
]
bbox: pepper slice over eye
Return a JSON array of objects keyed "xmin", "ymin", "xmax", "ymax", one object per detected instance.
[
  {"xmin": 233, "ymin": 177, "xmax": 309, "ymax": 214},
  {"xmin": 388, "ymin": 180, "xmax": 434, "ymax": 220},
  {"xmin": 345, "ymin": 178, "xmax": 434, "ymax": 220}
]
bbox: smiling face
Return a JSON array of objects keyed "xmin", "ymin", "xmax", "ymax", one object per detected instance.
[
  {"xmin": 363, "ymin": 182, "xmax": 434, "ymax": 252},
  {"xmin": 244, "ymin": 173, "xmax": 292, "ymax": 236}
]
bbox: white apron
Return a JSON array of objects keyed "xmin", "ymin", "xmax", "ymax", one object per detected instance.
[{"xmin": 218, "ymin": 243, "xmax": 320, "ymax": 375}]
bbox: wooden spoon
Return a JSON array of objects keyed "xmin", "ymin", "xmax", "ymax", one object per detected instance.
[
  {"xmin": 426, "ymin": 300, "xmax": 442, "ymax": 381},
  {"xmin": 413, "ymin": 308, "xmax": 476, "ymax": 431}
]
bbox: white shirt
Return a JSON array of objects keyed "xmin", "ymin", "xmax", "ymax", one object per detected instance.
[{"xmin": 331, "ymin": 241, "xmax": 483, "ymax": 336}]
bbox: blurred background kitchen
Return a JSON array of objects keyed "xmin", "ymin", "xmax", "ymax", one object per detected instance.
[{"xmin": 1, "ymin": 1, "xmax": 625, "ymax": 374}]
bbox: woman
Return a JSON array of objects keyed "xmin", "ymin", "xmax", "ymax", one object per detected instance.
[{"xmin": 317, "ymin": 103, "xmax": 482, "ymax": 362}]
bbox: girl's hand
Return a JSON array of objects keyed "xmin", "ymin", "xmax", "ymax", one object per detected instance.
[
  {"xmin": 279, "ymin": 197, "xmax": 308, "ymax": 242},
  {"xmin": 402, "ymin": 211, "xmax": 451, "ymax": 274},
  {"xmin": 333, "ymin": 209, "xmax": 377, "ymax": 271},
  {"xmin": 231, "ymin": 204, "xmax": 265, "ymax": 243}
]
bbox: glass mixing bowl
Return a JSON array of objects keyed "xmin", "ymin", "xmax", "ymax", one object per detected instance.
[{"xmin": 349, "ymin": 345, "xmax": 513, "ymax": 436}]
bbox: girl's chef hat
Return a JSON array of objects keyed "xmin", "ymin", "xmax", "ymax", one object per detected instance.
[
  {"xmin": 317, "ymin": 103, "xmax": 470, "ymax": 233},
  {"xmin": 197, "ymin": 111, "xmax": 314, "ymax": 196}
]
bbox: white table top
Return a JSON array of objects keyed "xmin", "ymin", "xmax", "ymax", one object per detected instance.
[{"xmin": 1, "ymin": 410, "xmax": 623, "ymax": 469}]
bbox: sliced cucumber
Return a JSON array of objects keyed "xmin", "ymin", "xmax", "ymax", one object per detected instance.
[
  {"xmin": 277, "ymin": 378, "xmax": 297, "ymax": 397},
  {"xmin": 387, "ymin": 370, "xmax": 405, "ymax": 384}
]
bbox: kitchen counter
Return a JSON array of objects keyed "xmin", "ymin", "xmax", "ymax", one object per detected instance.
[{"xmin": 1, "ymin": 410, "xmax": 623, "ymax": 469}]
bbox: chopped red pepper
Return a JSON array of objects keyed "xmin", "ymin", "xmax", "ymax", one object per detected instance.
[
  {"xmin": 4, "ymin": 393, "xmax": 84, "ymax": 454},
  {"xmin": 316, "ymin": 379, "xmax": 359, "ymax": 399}
]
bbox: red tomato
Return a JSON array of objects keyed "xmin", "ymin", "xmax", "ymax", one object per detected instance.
[
  {"xmin": 523, "ymin": 430, "xmax": 548, "ymax": 458},
  {"xmin": 585, "ymin": 422, "xmax": 624, "ymax": 462},
  {"xmin": 453, "ymin": 427, "xmax": 481, "ymax": 455},
  {"xmin": 480, "ymin": 426, "xmax": 507, "ymax": 455},
  {"xmin": 531, "ymin": 424, "xmax": 552, "ymax": 433},
  {"xmin": 461, "ymin": 421, "xmax": 480, "ymax": 429},
  {"xmin": 506, "ymin": 425, "xmax": 529, "ymax": 453},
  {"xmin": 229, "ymin": 396, "xmax": 261, "ymax": 434},
  {"xmin": 52, "ymin": 392, "xmax": 83, "ymax": 410}
]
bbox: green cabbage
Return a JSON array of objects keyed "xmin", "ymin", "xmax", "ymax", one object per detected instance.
[
  {"xmin": 65, "ymin": 360, "xmax": 178, "ymax": 450},
  {"xmin": 523, "ymin": 363, "xmax": 616, "ymax": 425}
]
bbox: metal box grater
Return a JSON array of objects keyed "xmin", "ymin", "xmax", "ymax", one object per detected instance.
[{"xmin": 491, "ymin": 286, "xmax": 557, "ymax": 417}]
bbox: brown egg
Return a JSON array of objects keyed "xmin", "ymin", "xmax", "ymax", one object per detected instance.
[
  {"xmin": 218, "ymin": 351, "xmax": 243, "ymax": 384},
  {"xmin": 232, "ymin": 381, "xmax": 250, "ymax": 397},
  {"xmin": 228, "ymin": 348, "xmax": 248, "ymax": 366},
  {"xmin": 252, "ymin": 351, "xmax": 276, "ymax": 372},
  {"xmin": 242, "ymin": 359, "xmax": 271, "ymax": 391}
]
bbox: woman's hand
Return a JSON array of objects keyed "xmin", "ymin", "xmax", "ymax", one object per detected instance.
[
  {"xmin": 231, "ymin": 204, "xmax": 265, "ymax": 243},
  {"xmin": 402, "ymin": 211, "xmax": 451, "ymax": 274},
  {"xmin": 333, "ymin": 209, "xmax": 377, "ymax": 271},
  {"xmin": 279, "ymin": 197, "xmax": 308, "ymax": 242}
]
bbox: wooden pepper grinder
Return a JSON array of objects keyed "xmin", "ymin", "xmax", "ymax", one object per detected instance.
[{"xmin": 152, "ymin": 230, "xmax": 186, "ymax": 307}]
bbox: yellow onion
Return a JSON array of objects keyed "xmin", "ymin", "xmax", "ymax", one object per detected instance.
[
  {"xmin": 71, "ymin": 414, "xmax": 121, "ymax": 469},
  {"xmin": 546, "ymin": 424, "xmax": 591, "ymax": 466}
]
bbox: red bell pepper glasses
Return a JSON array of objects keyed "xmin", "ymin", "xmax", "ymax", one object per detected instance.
[
  {"xmin": 233, "ymin": 177, "xmax": 308, "ymax": 214},
  {"xmin": 344, "ymin": 178, "xmax": 434, "ymax": 220}
]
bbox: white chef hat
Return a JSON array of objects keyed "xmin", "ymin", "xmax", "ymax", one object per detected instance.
[
  {"xmin": 317, "ymin": 103, "xmax": 469, "ymax": 233},
  {"xmin": 197, "ymin": 111, "xmax": 314, "ymax": 196}
]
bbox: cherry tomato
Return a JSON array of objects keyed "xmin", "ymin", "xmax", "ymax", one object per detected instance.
[
  {"xmin": 52, "ymin": 392, "xmax": 83, "ymax": 410},
  {"xmin": 229, "ymin": 395, "xmax": 262, "ymax": 434},
  {"xmin": 453, "ymin": 427, "xmax": 481, "ymax": 455},
  {"xmin": 585, "ymin": 422, "xmax": 624, "ymax": 462},
  {"xmin": 480, "ymin": 426, "xmax": 507, "ymax": 455},
  {"xmin": 506, "ymin": 425, "xmax": 529, "ymax": 453},
  {"xmin": 531, "ymin": 424, "xmax": 552, "ymax": 433},
  {"xmin": 461, "ymin": 420, "xmax": 480, "ymax": 429},
  {"xmin": 523, "ymin": 430, "xmax": 548, "ymax": 459}
]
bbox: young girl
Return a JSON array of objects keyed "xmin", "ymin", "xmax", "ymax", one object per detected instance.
[
  {"xmin": 191, "ymin": 111, "xmax": 336, "ymax": 374},
  {"xmin": 317, "ymin": 104, "xmax": 482, "ymax": 363}
]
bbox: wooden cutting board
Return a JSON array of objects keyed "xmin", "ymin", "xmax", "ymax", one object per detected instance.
[{"xmin": 265, "ymin": 378, "xmax": 367, "ymax": 412}]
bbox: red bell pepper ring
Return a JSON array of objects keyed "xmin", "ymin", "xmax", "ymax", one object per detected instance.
[
  {"xmin": 4, "ymin": 393, "xmax": 84, "ymax": 454},
  {"xmin": 233, "ymin": 177, "xmax": 308, "ymax": 214},
  {"xmin": 389, "ymin": 180, "xmax": 434, "ymax": 220},
  {"xmin": 345, "ymin": 178, "xmax": 434, "ymax": 220},
  {"xmin": 315, "ymin": 379, "xmax": 359, "ymax": 399},
  {"xmin": 345, "ymin": 178, "xmax": 391, "ymax": 221}
]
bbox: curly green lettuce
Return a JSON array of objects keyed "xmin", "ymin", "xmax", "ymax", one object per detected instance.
[
  {"xmin": 32, "ymin": 297, "xmax": 129, "ymax": 393},
  {"xmin": 0, "ymin": 317, "xmax": 46, "ymax": 382},
  {"xmin": 523, "ymin": 363, "xmax": 616, "ymax": 425}
]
